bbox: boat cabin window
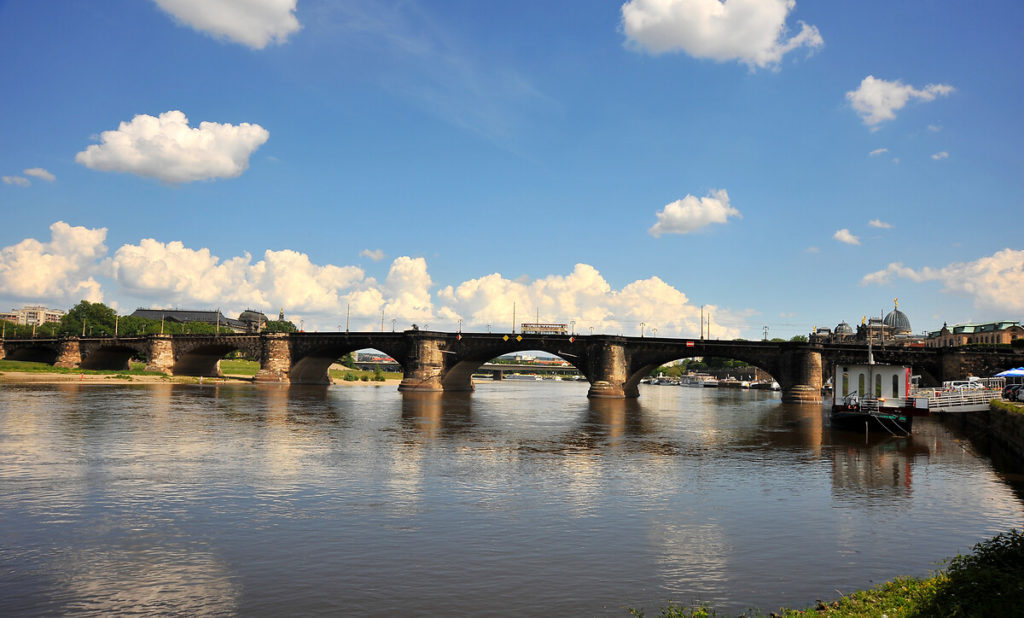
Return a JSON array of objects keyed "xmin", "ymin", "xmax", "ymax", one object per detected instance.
[
  {"xmin": 842, "ymin": 373, "xmax": 849, "ymax": 396},
  {"xmin": 875, "ymin": 374, "xmax": 882, "ymax": 397},
  {"xmin": 858, "ymin": 373, "xmax": 865, "ymax": 396},
  {"xmin": 892, "ymin": 375, "xmax": 899, "ymax": 398}
]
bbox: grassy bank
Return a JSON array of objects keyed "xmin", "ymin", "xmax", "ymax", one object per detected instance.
[
  {"xmin": 631, "ymin": 529, "xmax": 1024, "ymax": 617},
  {"xmin": 0, "ymin": 358, "xmax": 402, "ymax": 383},
  {"xmin": 0, "ymin": 359, "xmax": 163, "ymax": 377}
]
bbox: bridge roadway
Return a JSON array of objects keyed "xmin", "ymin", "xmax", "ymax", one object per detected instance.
[{"xmin": 2, "ymin": 331, "xmax": 1021, "ymax": 403}]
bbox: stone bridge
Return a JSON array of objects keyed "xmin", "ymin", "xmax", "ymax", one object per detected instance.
[{"xmin": 2, "ymin": 332, "xmax": 1021, "ymax": 403}]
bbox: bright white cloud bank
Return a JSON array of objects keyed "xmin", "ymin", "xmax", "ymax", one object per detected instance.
[
  {"xmin": 1, "ymin": 223, "xmax": 744, "ymax": 338},
  {"xmin": 649, "ymin": 189, "xmax": 740, "ymax": 237},
  {"xmin": 621, "ymin": 0, "xmax": 823, "ymax": 69},
  {"xmin": 0, "ymin": 222, "xmax": 107, "ymax": 304},
  {"xmin": 846, "ymin": 76, "xmax": 954, "ymax": 127},
  {"xmin": 75, "ymin": 111, "xmax": 269, "ymax": 183},
  {"xmin": 861, "ymin": 249, "xmax": 1024, "ymax": 313},
  {"xmin": 153, "ymin": 0, "xmax": 300, "ymax": 49}
]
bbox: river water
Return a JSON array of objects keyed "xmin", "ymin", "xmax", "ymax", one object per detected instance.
[{"xmin": 1, "ymin": 380, "xmax": 1022, "ymax": 616}]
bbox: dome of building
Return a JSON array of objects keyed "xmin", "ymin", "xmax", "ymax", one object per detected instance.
[
  {"xmin": 239, "ymin": 309, "xmax": 267, "ymax": 324},
  {"xmin": 835, "ymin": 321, "xmax": 853, "ymax": 335},
  {"xmin": 883, "ymin": 307, "xmax": 911, "ymax": 333}
]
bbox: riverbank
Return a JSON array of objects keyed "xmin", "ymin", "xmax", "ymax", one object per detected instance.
[
  {"xmin": 633, "ymin": 528, "xmax": 1024, "ymax": 617},
  {"xmin": 941, "ymin": 399, "xmax": 1024, "ymax": 467},
  {"xmin": 0, "ymin": 369, "xmax": 404, "ymax": 387}
]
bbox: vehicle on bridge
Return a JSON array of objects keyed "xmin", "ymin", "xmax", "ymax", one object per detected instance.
[{"xmin": 520, "ymin": 323, "xmax": 568, "ymax": 335}]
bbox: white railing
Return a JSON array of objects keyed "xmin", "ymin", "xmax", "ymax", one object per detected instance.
[{"xmin": 919, "ymin": 389, "xmax": 1000, "ymax": 412}]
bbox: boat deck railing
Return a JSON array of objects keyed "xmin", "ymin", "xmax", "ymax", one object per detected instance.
[{"xmin": 914, "ymin": 388, "xmax": 1001, "ymax": 413}]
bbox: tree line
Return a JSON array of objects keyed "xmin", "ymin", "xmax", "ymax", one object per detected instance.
[{"xmin": 2, "ymin": 301, "xmax": 297, "ymax": 337}]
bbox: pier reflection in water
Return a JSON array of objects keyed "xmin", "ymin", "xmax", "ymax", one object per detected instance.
[{"xmin": 0, "ymin": 381, "xmax": 1021, "ymax": 616}]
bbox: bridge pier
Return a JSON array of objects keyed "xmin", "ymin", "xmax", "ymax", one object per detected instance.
[
  {"xmin": 586, "ymin": 338, "xmax": 639, "ymax": 399},
  {"xmin": 145, "ymin": 335, "xmax": 174, "ymax": 374},
  {"xmin": 255, "ymin": 333, "xmax": 291, "ymax": 383},
  {"xmin": 398, "ymin": 335, "xmax": 448, "ymax": 393},
  {"xmin": 778, "ymin": 347, "xmax": 822, "ymax": 404},
  {"xmin": 54, "ymin": 337, "xmax": 82, "ymax": 369}
]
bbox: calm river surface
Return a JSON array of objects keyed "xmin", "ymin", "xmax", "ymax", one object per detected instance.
[{"xmin": 1, "ymin": 380, "xmax": 1022, "ymax": 616}]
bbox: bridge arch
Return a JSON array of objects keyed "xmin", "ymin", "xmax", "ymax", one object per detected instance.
[
  {"xmin": 170, "ymin": 336, "xmax": 262, "ymax": 378},
  {"xmin": 1, "ymin": 341, "xmax": 61, "ymax": 364},
  {"xmin": 441, "ymin": 344, "xmax": 585, "ymax": 392}
]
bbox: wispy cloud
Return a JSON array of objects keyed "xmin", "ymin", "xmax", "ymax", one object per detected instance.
[
  {"xmin": 319, "ymin": 2, "xmax": 550, "ymax": 148},
  {"xmin": 931, "ymin": 151, "xmax": 949, "ymax": 160},
  {"xmin": 23, "ymin": 167, "xmax": 55, "ymax": 182},
  {"xmin": 869, "ymin": 148, "xmax": 889, "ymax": 157},
  {"xmin": 868, "ymin": 219, "xmax": 892, "ymax": 229},
  {"xmin": 360, "ymin": 248, "xmax": 386, "ymax": 261},
  {"xmin": 861, "ymin": 249, "xmax": 1024, "ymax": 313},
  {"xmin": 2, "ymin": 175, "xmax": 30, "ymax": 187}
]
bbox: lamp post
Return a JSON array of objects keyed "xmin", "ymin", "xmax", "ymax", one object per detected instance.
[
  {"xmin": 392, "ymin": 318, "xmax": 397, "ymax": 332},
  {"xmin": 570, "ymin": 320, "xmax": 575, "ymax": 336},
  {"xmin": 640, "ymin": 322, "xmax": 645, "ymax": 338}
]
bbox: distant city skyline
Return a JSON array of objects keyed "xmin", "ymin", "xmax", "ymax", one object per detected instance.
[{"xmin": 2, "ymin": 1, "xmax": 1021, "ymax": 339}]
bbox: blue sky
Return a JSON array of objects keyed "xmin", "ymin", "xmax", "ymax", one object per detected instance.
[{"xmin": 1, "ymin": 0, "xmax": 1022, "ymax": 339}]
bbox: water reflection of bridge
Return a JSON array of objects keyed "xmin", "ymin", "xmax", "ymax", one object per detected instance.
[{"xmin": 1, "ymin": 331, "xmax": 1020, "ymax": 403}]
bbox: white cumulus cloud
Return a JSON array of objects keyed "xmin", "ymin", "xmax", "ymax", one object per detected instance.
[
  {"xmin": 861, "ymin": 249, "xmax": 1024, "ymax": 313},
  {"xmin": 23, "ymin": 168, "xmax": 56, "ymax": 182},
  {"xmin": 1, "ymin": 223, "xmax": 751, "ymax": 338},
  {"xmin": 360, "ymin": 249, "xmax": 386, "ymax": 262},
  {"xmin": 833, "ymin": 228, "xmax": 860, "ymax": 245},
  {"xmin": 621, "ymin": 0, "xmax": 823, "ymax": 70},
  {"xmin": 75, "ymin": 110, "xmax": 269, "ymax": 184},
  {"xmin": 868, "ymin": 219, "xmax": 891, "ymax": 229},
  {"xmin": 649, "ymin": 189, "xmax": 741, "ymax": 237},
  {"xmin": 0, "ymin": 221, "xmax": 107, "ymax": 304},
  {"xmin": 931, "ymin": 151, "xmax": 949, "ymax": 160},
  {"xmin": 437, "ymin": 263, "xmax": 740, "ymax": 338},
  {"xmin": 846, "ymin": 76, "xmax": 954, "ymax": 127},
  {"xmin": 153, "ymin": 0, "xmax": 300, "ymax": 49}
]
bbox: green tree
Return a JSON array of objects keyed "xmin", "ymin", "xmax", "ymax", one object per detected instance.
[
  {"xmin": 263, "ymin": 320, "xmax": 297, "ymax": 333},
  {"xmin": 790, "ymin": 334, "xmax": 809, "ymax": 342},
  {"xmin": 58, "ymin": 301, "xmax": 117, "ymax": 336},
  {"xmin": 340, "ymin": 353, "xmax": 356, "ymax": 369}
]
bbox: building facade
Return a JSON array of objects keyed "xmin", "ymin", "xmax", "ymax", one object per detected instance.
[
  {"xmin": 1, "ymin": 305, "xmax": 66, "ymax": 326},
  {"xmin": 926, "ymin": 321, "xmax": 1024, "ymax": 347}
]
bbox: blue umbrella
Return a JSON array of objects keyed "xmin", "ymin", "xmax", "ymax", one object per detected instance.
[{"xmin": 995, "ymin": 367, "xmax": 1024, "ymax": 377}]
